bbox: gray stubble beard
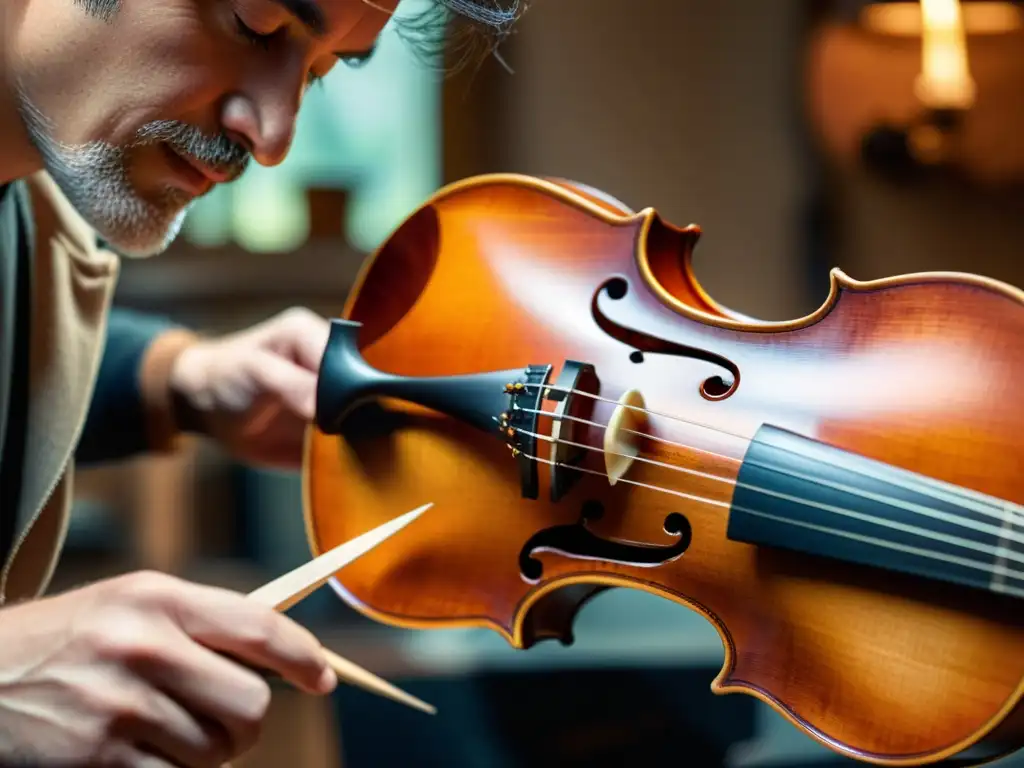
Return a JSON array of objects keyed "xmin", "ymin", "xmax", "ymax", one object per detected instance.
[{"xmin": 15, "ymin": 87, "xmax": 248, "ymax": 258}]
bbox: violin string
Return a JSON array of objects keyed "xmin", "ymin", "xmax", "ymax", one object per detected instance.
[
  {"xmin": 523, "ymin": 407, "xmax": 743, "ymax": 465},
  {"xmin": 514, "ymin": 425, "xmax": 1024, "ymax": 561},
  {"xmin": 532, "ymin": 383, "xmax": 1018, "ymax": 522},
  {"xmin": 525, "ymin": 383, "xmax": 1016, "ymax": 523},
  {"xmin": 518, "ymin": 404, "xmax": 1022, "ymax": 533},
  {"xmin": 531, "ymin": 383, "xmax": 749, "ymax": 441},
  {"xmin": 516, "ymin": 448, "xmax": 1024, "ymax": 591},
  {"xmin": 516, "ymin": 413, "xmax": 735, "ymax": 486},
  {"xmin": 518, "ymin": 447, "xmax": 730, "ymax": 507},
  {"xmin": 507, "ymin": 388, "xmax": 1024, "ymax": 575},
  {"xmin": 528, "ymin": 387, "xmax": 1024, "ymax": 532},
  {"xmin": 725, "ymin": 506, "xmax": 1024, "ymax": 598}
]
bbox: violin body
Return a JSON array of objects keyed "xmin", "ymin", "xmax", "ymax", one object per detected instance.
[{"xmin": 301, "ymin": 173, "xmax": 1024, "ymax": 766}]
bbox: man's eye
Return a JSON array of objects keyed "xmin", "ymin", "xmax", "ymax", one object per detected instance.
[
  {"xmin": 235, "ymin": 13, "xmax": 275, "ymax": 48},
  {"xmin": 341, "ymin": 52, "xmax": 374, "ymax": 69}
]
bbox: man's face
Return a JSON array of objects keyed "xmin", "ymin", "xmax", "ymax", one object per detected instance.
[{"xmin": 10, "ymin": 0, "xmax": 397, "ymax": 256}]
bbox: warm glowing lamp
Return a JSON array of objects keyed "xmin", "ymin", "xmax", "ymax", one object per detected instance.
[{"xmin": 805, "ymin": 0, "xmax": 1024, "ymax": 185}]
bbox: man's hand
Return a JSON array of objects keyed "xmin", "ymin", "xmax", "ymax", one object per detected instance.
[
  {"xmin": 169, "ymin": 307, "xmax": 330, "ymax": 468},
  {"xmin": 0, "ymin": 570, "xmax": 337, "ymax": 767}
]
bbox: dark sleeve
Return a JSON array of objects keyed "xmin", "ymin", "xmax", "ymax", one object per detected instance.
[{"xmin": 75, "ymin": 307, "xmax": 198, "ymax": 466}]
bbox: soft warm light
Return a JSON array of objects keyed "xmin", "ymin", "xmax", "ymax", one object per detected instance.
[
  {"xmin": 860, "ymin": 1, "xmax": 1022, "ymax": 35},
  {"xmin": 916, "ymin": 0, "xmax": 977, "ymax": 109},
  {"xmin": 809, "ymin": 0, "xmax": 1024, "ymax": 186},
  {"xmin": 863, "ymin": 1, "xmax": 988, "ymax": 110}
]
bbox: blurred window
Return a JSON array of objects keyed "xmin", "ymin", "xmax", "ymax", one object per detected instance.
[{"xmin": 181, "ymin": 0, "xmax": 443, "ymax": 254}]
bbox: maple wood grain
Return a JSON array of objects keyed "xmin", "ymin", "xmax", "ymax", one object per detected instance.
[{"xmin": 302, "ymin": 174, "xmax": 1024, "ymax": 766}]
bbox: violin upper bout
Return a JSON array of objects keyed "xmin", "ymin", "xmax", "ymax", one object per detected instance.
[{"xmin": 637, "ymin": 212, "xmax": 752, "ymax": 322}]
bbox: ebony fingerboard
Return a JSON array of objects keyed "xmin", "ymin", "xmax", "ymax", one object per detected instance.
[{"xmin": 726, "ymin": 424, "xmax": 1024, "ymax": 599}]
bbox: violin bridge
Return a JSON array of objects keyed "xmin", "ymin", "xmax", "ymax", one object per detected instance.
[
  {"xmin": 499, "ymin": 359, "xmax": 602, "ymax": 502},
  {"xmin": 603, "ymin": 389, "xmax": 647, "ymax": 485},
  {"xmin": 543, "ymin": 361, "xmax": 600, "ymax": 503}
]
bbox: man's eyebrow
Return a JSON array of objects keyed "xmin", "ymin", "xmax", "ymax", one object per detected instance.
[{"xmin": 271, "ymin": 0, "xmax": 327, "ymax": 36}]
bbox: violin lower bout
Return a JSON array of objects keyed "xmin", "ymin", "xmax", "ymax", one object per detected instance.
[
  {"xmin": 701, "ymin": 544, "xmax": 1024, "ymax": 766},
  {"xmin": 305, "ymin": 414, "xmax": 1024, "ymax": 766},
  {"xmin": 514, "ymin": 489, "xmax": 1024, "ymax": 765}
]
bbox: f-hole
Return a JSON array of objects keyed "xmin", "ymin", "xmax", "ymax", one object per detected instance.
[
  {"xmin": 592, "ymin": 276, "xmax": 740, "ymax": 400},
  {"xmin": 518, "ymin": 500, "xmax": 692, "ymax": 582}
]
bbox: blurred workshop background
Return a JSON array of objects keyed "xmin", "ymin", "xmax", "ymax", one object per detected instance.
[{"xmin": 53, "ymin": 0, "xmax": 1024, "ymax": 766}]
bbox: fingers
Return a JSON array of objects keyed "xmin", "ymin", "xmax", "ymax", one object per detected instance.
[
  {"xmin": 132, "ymin": 639, "xmax": 269, "ymax": 761},
  {"xmin": 103, "ymin": 678, "xmax": 232, "ymax": 768},
  {"xmin": 84, "ymin": 573, "xmax": 334, "ymax": 767},
  {"xmin": 250, "ymin": 306, "xmax": 329, "ymax": 375},
  {"xmin": 281, "ymin": 306, "xmax": 330, "ymax": 374},
  {"xmin": 245, "ymin": 348, "xmax": 317, "ymax": 421},
  {"xmin": 95, "ymin": 742, "xmax": 178, "ymax": 768},
  {"xmin": 163, "ymin": 579, "xmax": 337, "ymax": 697},
  {"xmin": 270, "ymin": 306, "xmax": 330, "ymax": 374}
]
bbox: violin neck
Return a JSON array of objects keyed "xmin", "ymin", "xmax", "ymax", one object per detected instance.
[{"xmin": 726, "ymin": 424, "xmax": 1024, "ymax": 600}]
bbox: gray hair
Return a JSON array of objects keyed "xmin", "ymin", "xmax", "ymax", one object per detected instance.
[
  {"xmin": 73, "ymin": 0, "xmax": 528, "ymax": 32},
  {"xmin": 74, "ymin": 0, "xmax": 529, "ymax": 70},
  {"xmin": 395, "ymin": 0, "xmax": 529, "ymax": 72}
]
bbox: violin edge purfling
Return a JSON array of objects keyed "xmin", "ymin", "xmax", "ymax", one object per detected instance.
[{"xmin": 300, "ymin": 172, "xmax": 1024, "ymax": 767}]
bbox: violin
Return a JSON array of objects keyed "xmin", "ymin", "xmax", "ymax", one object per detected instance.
[{"xmin": 300, "ymin": 173, "xmax": 1024, "ymax": 766}]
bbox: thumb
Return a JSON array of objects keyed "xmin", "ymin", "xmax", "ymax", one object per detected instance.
[{"xmin": 245, "ymin": 348, "xmax": 318, "ymax": 421}]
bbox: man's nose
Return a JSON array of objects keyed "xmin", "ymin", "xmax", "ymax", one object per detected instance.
[{"xmin": 219, "ymin": 91, "xmax": 299, "ymax": 167}]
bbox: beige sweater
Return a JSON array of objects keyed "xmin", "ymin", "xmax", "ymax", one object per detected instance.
[{"xmin": 0, "ymin": 172, "xmax": 197, "ymax": 605}]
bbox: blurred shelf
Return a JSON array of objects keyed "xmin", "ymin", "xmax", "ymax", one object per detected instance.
[{"xmin": 113, "ymin": 238, "xmax": 366, "ymax": 315}]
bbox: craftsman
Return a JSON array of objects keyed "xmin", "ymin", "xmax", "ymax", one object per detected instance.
[{"xmin": 0, "ymin": 0, "xmax": 522, "ymax": 764}]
